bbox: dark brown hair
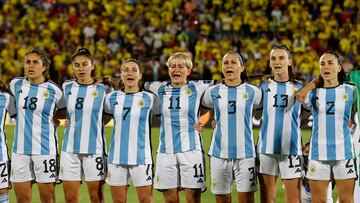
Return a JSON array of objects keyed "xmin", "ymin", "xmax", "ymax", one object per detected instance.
[
  {"xmin": 71, "ymin": 47, "xmax": 95, "ymax": 77},
  {"xmin": 223, "ymin": 51, "xmax": 248, "ymax": 82},
  {"xmin": 318, "ymin": 50, "xmax": 346, "ymax": 87},
  {"xmin": 25, "ymin": 48, "xmax": 51, "ymax": 78}
]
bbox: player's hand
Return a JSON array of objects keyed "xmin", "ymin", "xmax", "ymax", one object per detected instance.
[
  {"xmin": 211, "ymin": 120, "xmax": 216, "ymax": 129},
  {"xmin": 64, "ymin": 119, "xmax": 71, "ymax": 126},
  {"xmin": 295, "ymin": 89, "xmax": 308, "ymax": 103},
  {"xmin": 261, "ymin": 75, "xmax": 271, "ymax": 83},
  {"xmin": 194, "ymin": 122, "xmax": 204, "ymax": 134},
  {"xmin": 347, "ymin": 120, "xmax": 353, "ymax": 128},
  {"xmin": 52, "ymin": 118, "xmax": 60, "ymax": 127}
]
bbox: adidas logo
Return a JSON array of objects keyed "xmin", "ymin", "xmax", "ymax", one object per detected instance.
[
  {"xmin": 98, "ymin": 171, "xmax": 104, "ymax": 176},
  {"xmin": 146, "ymin": 176, "xmax": 152, "ymax": 181},
  {"xmin": 216, "ymin": 95, "xmax": 221, "ymax": 99},
  {"xmin": 160, "ymin": 91, "xmax": 166, "ymax": 95},
  {"xmin": 67, "ymin": 91, "xmax": 72, "ymax": 95},
  {"xmin": 113, "ymin": 101, "xmax": 118, "ymax": 105},
  {"xmin": 250, "ymin": 181, "xmax": 256, "ymax": 187},
  {"xmin": 18, "ymin": 89, "xmax": 23, "ymax": 93},
  {"xmin": 49, "ymin": 173, "xmax": 56, "ymax": 179},
  {"xmin": 1, "ymin": 178, "xmax": 7, "ymax": 183},
  {"xmin": 347, "ymin": 169, "xmax": 354, "ymax": 174},
  {"xmin": 197, "ymin": 178, "xmax": 203, "ymax": 183},
  {"xmin": 265, "ymin": 88, "xmax": 271, "ymax": 92},
  {"xmin": 295, "ymin": 168, "xmax": 302, "ymax": 173}
]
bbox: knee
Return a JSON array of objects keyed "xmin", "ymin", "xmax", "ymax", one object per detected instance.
[
  {"xmin": 138, "ymin": 196, "xmax": 153, "ymax": 203},
  {"xmin": 64, "ymin": 194, "xmax": 79, "ymax": 203}
]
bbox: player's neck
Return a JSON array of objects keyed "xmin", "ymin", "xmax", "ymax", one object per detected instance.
[
  {"xmin": 171, "ymin": 82, "xmax": 186, "ymax": 88},
  {"xmin": 273, "ymin": 74, "xmax": 289, "ymax": 82},
  {"xmin": 323, "ymin": 79, "xmax": 339, "ymax": 88},
  {"xmin": 27, "ymin": 77, "xmax": 45, "ymax": 84},
  {"xmin": 224, "ymin": 78, "xmax": 242, "ymax": 87},
  {"xmin": 124, "ymin": 86, "xmax": 139, "ymax": 93},
  {"xmin": 77, "ymin": 78, "xmax": 94, "ymax": 85}
]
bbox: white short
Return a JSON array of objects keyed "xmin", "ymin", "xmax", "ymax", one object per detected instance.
[
  {"xmin": 106, "ymin": 164, "xmax": 153, "ymax": 187},
  {"xmin": 307, "ymin": 159, "xmax": 357, "ymax": 180},
  {"xmin": 210, "ymin": 157, "xmax": 257, "ymax": 194},
  {"xmin": 0, "ymin": 160, "xmax": 10, "ymax": 189},
  {"xmin": 10, "ymin": 153, "xmax": 58, "ymax": 183},
  {"xmin": 154, "ymin": 150, "xmax": 206, "ymax": 190},
  {"xmin": 59, "ymin": 151, "xmax": 106, "ymax": 181},
  {"xmin": 258, "ymin": 154, "xmax": 303, "ymax": 179}
]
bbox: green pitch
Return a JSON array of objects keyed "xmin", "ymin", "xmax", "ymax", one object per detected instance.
[{"xmin": 4, "ymin": 126, "xmax": 331, "ymax": 202}]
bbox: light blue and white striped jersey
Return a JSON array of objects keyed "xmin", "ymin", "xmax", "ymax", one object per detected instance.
[
  {"xmin": 202, "ymin": 83, "xmax": 262, "ymax": 159},
  {"xmin": 304, "ymin": 84, "xmax": 357, "ymax": 161},
  {"xmin": 147, "ymin": 81, "xmax": 212, "ymax": 153},
  {"xmin": 62, "ymin": 80, "xmax": 108, "ymax": 154},
  {"xmin": 10, "ymin": 78, "xmax": 65, "ymax": 155},
  {"xmin": 0, "ymin": 92, "xmax": 15, "ymax": 161},
  {"xmin": 257, "ymin": 79, "xmax": 304, "ymax": 155},
  {"xmin": 104, "ymin": 90, "xmax": 158, "ymax": 165}
]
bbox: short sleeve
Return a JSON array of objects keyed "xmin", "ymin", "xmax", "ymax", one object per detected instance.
[
  {"xmin": 151, "ymin": 94, "xmax": 160, "ymax": 116},
  {"xmin": 144, "ymin": 81, "xmax": 162, "ymax": 97},
  {"xmin": 303, "ymin": 91, "xmax": 312, "ymax": 110},
  {"xmin": 201, "ymin": 86, "xmax": 214, "ymax": 108},
  {"xmin": 104, "ymin": 93, "xmax": 113, "ymax": 115},
  {"xmin": 253, "ymin": 86, "xmax": 262, "ymax": 108},
  {"xmin": 7, "ymin": 94, "xmax": 16, "ymax": 116}
]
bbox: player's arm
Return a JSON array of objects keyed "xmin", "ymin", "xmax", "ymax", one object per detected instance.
[{"xmin": 296, "ymin": 77, "xmax": 321, "ymax": 103}]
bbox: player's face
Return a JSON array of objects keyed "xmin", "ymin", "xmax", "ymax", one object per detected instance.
[
  {"xmin": 72, "ymin": 55, "xmax": 94, "ymax": 81},
  {"xmin": 319, "ymin": 53, "xmax": 341, "ymax": 82},
  {"xmin": 121, "ymin": 61, "xmax": 141, "ymax": 88},
  {"xmin": 168, "ymin": 59, "xmax": 191, "ymax": 87},
  {"xmin": 222, "ymin": 53, "xmax": 244, "ymax": 81},
  {"xmin": 269, "ymin": 49, "xmax": 291, "ymax": 77},
  {"xmin": 24, "ymin": 53, "xmax": 46, "ymax": 82}
]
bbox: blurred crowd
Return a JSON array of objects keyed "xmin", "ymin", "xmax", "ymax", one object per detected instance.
[{"xmin": 0, "ymin": 0, "xmax": 359, "ymax": 85}]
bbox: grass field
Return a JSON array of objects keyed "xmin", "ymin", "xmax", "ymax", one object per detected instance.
[{"xmin": 3, "ymin": 126, "xmax": 330, "ymax": 202}]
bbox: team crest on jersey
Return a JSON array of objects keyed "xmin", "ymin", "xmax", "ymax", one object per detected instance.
[
  {"xmin": 92, "ymin": 90, "xmax": 99, "ymax": 97},
  {"xmin": 138, "ymin": 99, "xmax": 145, "ymax": 107},
  {"xmin": 186, "ymin": 88, "xmax": 192, "ymax": 96},
  {"xmin": 309, "ymin": 165, "xmax": 316, "ymax": 174},
  {"xmin": 43, "ymin": 91, "xmax": 49, "ymax": 99},
  {"xmin": 343, "ymin": 93, "xmax": 349, "ymax": 101},
  {"xmin": 243, "ymin": 92, "xmax": 249, "ymax": 100}
]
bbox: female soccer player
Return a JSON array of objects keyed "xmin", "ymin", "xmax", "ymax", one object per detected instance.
[
  {"xmin": 60, "ymin": 48, "xmax": 109, "ymax": 203},
  {"xmin": 201, "ymin": 51, "xmax": 261, "ymax": 203},
  {"xmin": 104, "ymin": 58, "xmax": 158, "ymax": 203},
  {"xmin": 10, "ymin": 48, "xmax": 65, "ymax": 203},
  {"xmin": 0, "ymin": 79, "xmax": 15, "ymax": 203},
  {"xmin": 303, "ymin": 51, "xmax": 357, "ymax": 203},
  {"xmin": 257, "ymin": 45, "xmax": 304, "ymax": 203},
  {"xmin": 146, "ymin": 52, "xmax": 211, "ymax": 203}
]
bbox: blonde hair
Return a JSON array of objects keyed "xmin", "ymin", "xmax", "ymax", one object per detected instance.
[{"xmin": 166, "ymin": 52, "xmax": 193, "ymax": 69}]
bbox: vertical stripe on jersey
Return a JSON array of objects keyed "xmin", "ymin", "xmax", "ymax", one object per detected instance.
[
  {"xmin": 13, "ymin": 80, "xmax": 23, "ymax": 153},
  {"xmin": 158, "ymin": 85, "xmax": 166, "ymax": 153},
  {"xmin": 311, "ymin": 91, "xmax": 319, "ymax": 160},
  {"xmin": 227, "ymin": 87, "xmax": 237, "ymax": 158},
  {"xmin": 24, "ymin": 85, "xmax": 39, "ymax": 153},
  {"xmin": 326, "ymin": 89, "xmax": 336, "ymax": 159},
  {"xmin": 245, "ymin": 86, "xmax": 254, "ymax": 158},
  {"xmin": 88, "ymin": 85, "xmax": 104, "ymax": 153},
  {"xmin": 0, "ymin": 95, "xmax": 6, "ymax": 160},
  {"xmin": 108, "ymin": 93, "xmax": 118, "ymax": 164},
  {"xmin": 344, "ymin": 86, "xmax": 353, "ymax": 158},
  {"xmin": 273, "ymin": 83, "xmax": 286, "ymax": 154},
  {"xmin": 170, "ymin": 88, "xmax": 181, "ymax": 152},
  {"xmin": 119, "ymin": 95, "xmax": 133, "ymax": 164},
  {"xmin": 290, "ymin": 83, "xmax": 302, "ymax": 155},
  {"xmin": 62, "ymin": 83, "xmax": 73, "ymax": 151},
  {"xmin": 73, "ymin": 87, "xmax": 87, "ymax": 152},
  {"xmin": 187, "ymin": 84, "xmax": 197, "ymax": 150},
  {"xmin": 40, "ymin": 85, "xmax": 55, "ymax": 154},
  {"xmin": 137, "ymin": 93, "xmax": 151, "ymax": 164},
  {"xmin": 260, "ymin": 83, "xmax": 269, "ymax": 153},
  {"xmin": 211, "ymin": 86, "xmax": 221, "ymax": 157}
]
